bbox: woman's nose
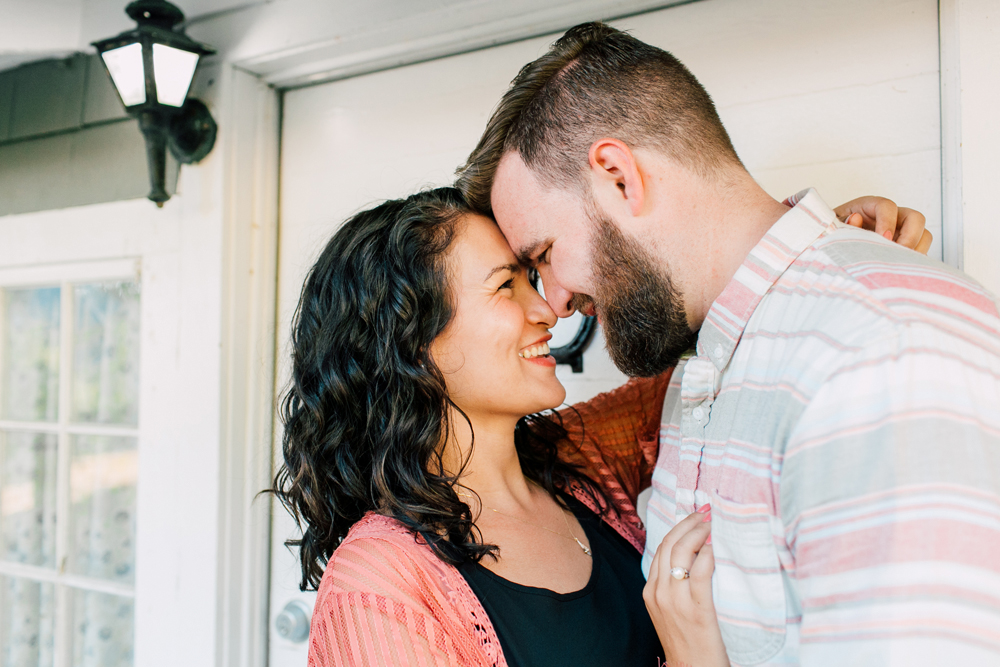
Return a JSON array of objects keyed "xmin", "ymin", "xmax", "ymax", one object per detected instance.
[{"xmin": 526, "ymin": 284, "xmax": 559, "ymax": 328}]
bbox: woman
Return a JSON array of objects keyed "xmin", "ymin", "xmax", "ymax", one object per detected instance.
[{"xmin": 273, "ymin": 187, "xmax": 927, "ymax": 667}]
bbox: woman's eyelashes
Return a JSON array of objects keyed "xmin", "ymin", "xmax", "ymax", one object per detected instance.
[
  {"xmin": 499, "ymin": 277, "xmax": 515, "ymax": 291},
  {"xmin": 538, "ymin": 246, "xmax": 552, "ymax": 267}
]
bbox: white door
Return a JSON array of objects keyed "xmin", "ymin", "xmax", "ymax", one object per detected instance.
[
  {"xmin": 0, "ymin": 191, "xmax": 234, "ymax": 667},
  {"xmin": 271, "ymin": 0, "xmax": 942, "ymax": 662}
]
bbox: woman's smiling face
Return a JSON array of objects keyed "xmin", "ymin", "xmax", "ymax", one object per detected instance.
[{"xmin": 431, "ymin": 214, "xmax": 566, "ymax": 422}]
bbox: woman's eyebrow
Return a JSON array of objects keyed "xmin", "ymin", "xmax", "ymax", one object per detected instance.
[{"xmin": 484, "ymin": 262, "xmax": 520, "ymax": 282}]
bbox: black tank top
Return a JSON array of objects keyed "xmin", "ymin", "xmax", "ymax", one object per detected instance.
[{"xmin": 458, "ymin": 493, "xmax": 665, "ymax": 667}]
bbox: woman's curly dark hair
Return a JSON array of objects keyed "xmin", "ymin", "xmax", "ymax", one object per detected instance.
[{"xmin": 272, "ymin": 186, "xmax": 607, "ymax": 591}]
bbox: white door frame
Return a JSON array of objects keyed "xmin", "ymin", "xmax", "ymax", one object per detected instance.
[
  {"xmin": 939, "ymin": 0, "xmax": 964, "ymax": 270},
  {"xmin": 210, "ymin": 66, "xmax": 280, "ymax": 667},
  {"xmin": 937, "ymin": 0, "xmax": 1000, "ymax": 293}
]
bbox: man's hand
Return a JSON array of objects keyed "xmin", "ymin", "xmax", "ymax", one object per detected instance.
[
  {"xmin": 834, "ymin": 196, "xmax": 933, "ymax": 255},
  {"xmin": 644, "ymin": 505, "xmax": 730, "ymax": 667}
]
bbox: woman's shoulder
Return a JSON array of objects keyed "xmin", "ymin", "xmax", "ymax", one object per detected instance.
[
  {"xmin": 340, "ymin": 511, "xmax": 417, "ymax": 548},
  {"xmin": 315, "ymin": 513, "xmax": 456, "ymax": 608},
  {"xmin": 321, "ymin": 513, "xmax": 427, "ymax": 585},
  {"xmin": 310, "ymin": 515, "xmax": 503, "ymax": 667}
]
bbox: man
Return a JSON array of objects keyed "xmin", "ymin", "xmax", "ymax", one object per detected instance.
[{"xmin": 456, "ymin": 22, "xmax": 1000, "ymax": 666}]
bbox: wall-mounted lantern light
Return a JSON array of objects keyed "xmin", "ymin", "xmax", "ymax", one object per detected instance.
[{"xmin": 92, "ymin": 0, "xmax": 217, "ymax": 206}]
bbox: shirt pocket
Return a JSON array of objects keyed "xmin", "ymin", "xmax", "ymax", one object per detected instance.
[{"xmin": 710, "ymin": 492, "xmax": 786, "ymax": 665}]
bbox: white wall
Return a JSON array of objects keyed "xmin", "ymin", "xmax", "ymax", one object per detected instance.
[
  {"xmin": 0, "ymin": 0, "xmax": 258, "ymax": 71},
  {"xmin": 0, "ymin": 0, "xmax": 83, "ymax": 68},
  {"xmin": 946, "ymin": 0, "xmax": 1000, "ymax": 295},
  {"xmin": 619, "ymin": 0, "xmax": 942, "ymax": 258}
]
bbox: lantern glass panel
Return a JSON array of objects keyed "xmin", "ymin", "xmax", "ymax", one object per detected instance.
[
  {"xmin": 101, "ymin": 43, "xmax": 146, "ymax": 107},
  {"xmin": 152, "ymin": 44, "xmax": 199, "ymax": 107}
]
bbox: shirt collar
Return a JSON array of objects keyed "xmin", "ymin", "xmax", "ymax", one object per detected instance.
[{"xmin": 696, "ymin": 188, "xmax": 839, "ymax": 371}]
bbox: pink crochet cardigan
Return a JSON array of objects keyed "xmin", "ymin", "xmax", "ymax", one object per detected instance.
[{"xmin": 307, "ymin": 373, "xmax": 671, "ymax": 667}]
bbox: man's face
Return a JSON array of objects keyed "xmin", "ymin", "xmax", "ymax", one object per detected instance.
[
  {"xmin": 491, "ymin": 153, "xmax": 596, "ymax": 318},
  {"xmin": 491, "ymin": 152, "xmax": 696, "ymax": 377}
]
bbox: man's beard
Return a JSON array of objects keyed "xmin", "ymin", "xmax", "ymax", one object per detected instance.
[{"xmin": 578, "ymin": 214, "xmax": 697, "ymax": 377}]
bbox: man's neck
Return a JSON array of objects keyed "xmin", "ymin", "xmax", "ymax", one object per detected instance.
[{"xmin": 649, "ymin": 168, "xmax": 790, "ymax": 330}]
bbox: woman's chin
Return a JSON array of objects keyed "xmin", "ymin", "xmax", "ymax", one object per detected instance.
[
  {"xmin": 505, "ymin": 372, "xmax": 566, "ymax": 416},
  {"xmin": 537, "ymin": 384, "xmax": 567, "ymax": 413}
]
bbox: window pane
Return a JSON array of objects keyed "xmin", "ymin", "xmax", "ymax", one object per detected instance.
[
  {"xmin": 71, "ymin": 588, "xmax": 133, "ymax": 667},
  {"xmin": 71, "ymin": 282, "xmax": 141, "ymax": 426},
  {"xmin": 68, "ymin": 435, "xmax": 137, "ymax": 585},
  {"xmin": 0, "ymin": 431, "xmax": 57, "ymax": 568},
  {"xmin": 2, "ymin": 288, "xmax": 60, "ymax": 422},
  {"xmin": 0, "ymin": 575, "xmax": 55, "ymax": 667}
]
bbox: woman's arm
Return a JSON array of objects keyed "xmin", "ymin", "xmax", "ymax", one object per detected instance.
[
  {"xmin": 555, "ymin": 370, "xmax": 672, "ymax": 505},
  {"xmin": 311, "ymin": 591, "xmax": 463, "ymax": 667}
]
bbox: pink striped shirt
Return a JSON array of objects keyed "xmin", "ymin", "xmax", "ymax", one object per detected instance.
[{"xmin": 644, "ymin": 189, "xmax": 1000, "ymax": 666}]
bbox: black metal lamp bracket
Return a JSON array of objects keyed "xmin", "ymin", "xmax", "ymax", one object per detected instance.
[{"xmin": 168, "ymin": 98, "xmax": 217, "ymax": 164}]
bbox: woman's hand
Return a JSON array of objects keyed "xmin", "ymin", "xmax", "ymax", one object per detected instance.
[
  {"xmin": 834, "ymin": 196, "xmax": 933, "ymax": 255},
  {"xmin": 643, "ymin": 505, "xmax": 729, "ymax": 667}
]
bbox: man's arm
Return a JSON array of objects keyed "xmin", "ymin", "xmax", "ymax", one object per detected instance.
[{"xmin": 783, "ymin": 331, "xmax": 1000, "ymax": 665}]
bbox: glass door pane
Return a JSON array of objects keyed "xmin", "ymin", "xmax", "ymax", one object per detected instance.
[
  {"xmin": 0, "ymin": 275, "xmax": 140, "ymax": 667},
  {"xmin": 0, "ymin": 431, "xmax": 58, "ymax": 567},
  {"xmin": 2, "ymin": 288, "xmax": 60, "ymax": 422},
  {"xmin": 68, "ymin": 435, "xmax": 137, "ymax": 584},
  {"xmin": 71, "ymin": 282, "xmax": 141, "ymax": 426},
  {"xmin": 0, "ymin": 575, "xmax": 55, "ymax": 667},
  {"xmin": 71, "ymin": 588, "xmax": 133, "ymax": 667}
]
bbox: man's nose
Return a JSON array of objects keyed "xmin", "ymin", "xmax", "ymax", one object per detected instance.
[{"xmin": 539, "ymin": 272, "xmax": 576, "ymax": 318}]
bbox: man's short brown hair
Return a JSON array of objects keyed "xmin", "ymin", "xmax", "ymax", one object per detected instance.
[{"xmin": 456, "ymin": 22, "xmax": 743, "ymax": 215}]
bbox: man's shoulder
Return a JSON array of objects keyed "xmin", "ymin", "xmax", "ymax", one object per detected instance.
[
  {"xmin": 779, "ymin": 226, "xmax": 1000, "ymax": 343},
  {"xmin": 814, "ymin": 227, "xmax": 996, "ymax": 311},
  {"xmin": 729, "ymin": 227, "xmax": 1000, "ymax": 402}
]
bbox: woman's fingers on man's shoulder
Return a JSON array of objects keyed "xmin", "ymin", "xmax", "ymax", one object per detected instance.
[{"xmin": 834, "ymin": 196, "xmax": 932, "ymax": 254}]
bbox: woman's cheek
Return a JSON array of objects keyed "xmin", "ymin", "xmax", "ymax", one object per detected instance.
[{"xmin": 498, "ymin": 298, "xmax": 528, "ymax": 336}]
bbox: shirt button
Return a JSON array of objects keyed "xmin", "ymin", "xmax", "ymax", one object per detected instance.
[
  {"xmin": 713, "ymin": 345, "xmax": 724, "ymax": 360},
  {"xmin": 693, "ymin": 407, "xmax": 704, "ymax": 421}
]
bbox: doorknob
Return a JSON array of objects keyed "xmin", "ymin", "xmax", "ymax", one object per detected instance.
[{"xmin": 275, "ymin": 600, "xmax": 312, "ymax": 643}]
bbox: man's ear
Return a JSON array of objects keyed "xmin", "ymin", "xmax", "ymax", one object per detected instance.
[{"xmin": 588, "ymin": 139, "xmax": 645, "ymax": 218}]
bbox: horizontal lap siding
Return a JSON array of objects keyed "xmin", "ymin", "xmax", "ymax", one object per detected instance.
[{"xmin": 620, "ymin": 0, "xmax": 942, "ymax": 260}]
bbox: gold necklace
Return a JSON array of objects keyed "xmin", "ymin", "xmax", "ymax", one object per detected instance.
[{"xmin": 457, "ymin": 487, "xmax": 593, "ymax": 557}]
